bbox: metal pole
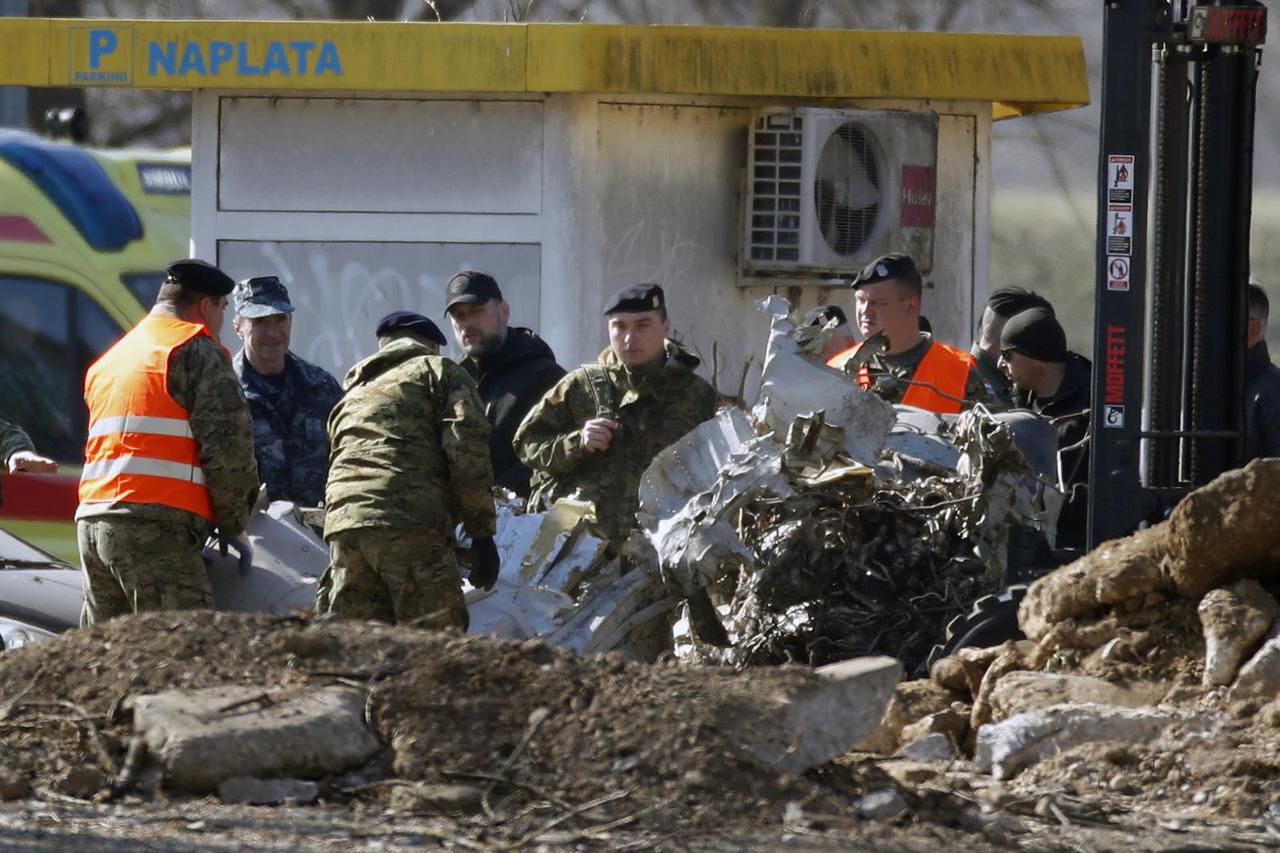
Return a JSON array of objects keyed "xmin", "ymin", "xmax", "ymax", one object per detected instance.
[{"xmin": 1088, "ymin": 0, "xmax": 1167, "ymax": 548}]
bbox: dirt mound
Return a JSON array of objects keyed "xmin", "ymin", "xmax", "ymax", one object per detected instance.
[
  {"xmin": 1020, "ymin": 459, "xmax": 1280, "ymax": 641},
  {"xmin": 0, "ymin": 611, "xmax": 852, "ymax": 835},
  {"xmin": 1164, "ymin": 458, "xmax": 1280, "ymax": 597}
]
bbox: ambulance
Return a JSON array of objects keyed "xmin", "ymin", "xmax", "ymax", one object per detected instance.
[{"xmin": 0, "ymin": 129, "xmax": 190, "ymax": 560}]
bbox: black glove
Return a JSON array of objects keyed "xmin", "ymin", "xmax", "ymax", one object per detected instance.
[{"xmin": 469, "ymin": 536, "xmax": 500, "ymax": 591}]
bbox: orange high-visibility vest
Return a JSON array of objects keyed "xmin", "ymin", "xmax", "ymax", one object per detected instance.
[
  {"xmin": 826, "ymin": 339, "xmax": 975, "ymax": 415},
  {"xmin": 79, "ymin": 314, "xmax": 222, "ymax": 521}
]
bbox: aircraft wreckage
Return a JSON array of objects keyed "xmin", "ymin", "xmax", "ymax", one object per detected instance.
[{"xmin": 0, "ymin": 298, "xmax": 1062, "ymax": 672}]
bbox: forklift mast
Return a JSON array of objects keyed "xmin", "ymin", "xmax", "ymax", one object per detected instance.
[{"xmin": 1088, "ymin": 1, "xmax": 1266, "ymax": 548}]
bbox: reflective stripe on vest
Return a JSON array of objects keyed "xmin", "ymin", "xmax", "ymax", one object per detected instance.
[
  {"xmin": 825, "ymin": 339, "xmax": 974, "ymax": 414},
  {"xmin": 78, "ymin": 313, "xmax": 218, "ymax": 521}
]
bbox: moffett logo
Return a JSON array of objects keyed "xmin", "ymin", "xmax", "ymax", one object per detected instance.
[{"xmin": 68, "ymin": 26, "xmax": 133, "ymax": 85}]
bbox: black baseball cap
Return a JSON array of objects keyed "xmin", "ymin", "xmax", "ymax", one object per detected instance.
[
  {"xmin": 444, "ymin": 270, "xmax": 503, "ymax": 312},
  {"xmin": 166, "ymin": 259, "xmax": 235, "ymax": 297},
  {"xmin": 604, "ymin": 283, "xmax": 665, "ymax": 315},
  {"xmin": 376, "ymin": 310, "xmax": 448, "ymax": 347}
]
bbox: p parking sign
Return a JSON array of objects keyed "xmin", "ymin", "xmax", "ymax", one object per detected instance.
[{"xmin": 68, "ymin": 26, "xmax": 133, "ymax": 85}]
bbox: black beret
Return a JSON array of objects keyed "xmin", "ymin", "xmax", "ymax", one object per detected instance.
[
  {"xmin": 444, "ymin": 270, "xmax": 503, "ymax": 312},
  {"xmin": 806, "ymin": 305, "xmax": 848, "ymax": 327},
  {"xmin": 850, "ymin": 253, "xmax": 920, "ymax": 290},
  {"xmin": 166, "ymin": 259, "xmax": 234, "ymax": 297},
  {"xmin": 1001, "ymin": 307, "xmax": 1067, "ymax": 363},
  {"xmin": 604, "ymin": 283, "xmax": 665, "ymax": 316},
  {"xmin": 985, "ymin": 287, "xmax": 1054, "ymax": 319},
  {"xmin": 376, "ymin": 310, "xmax": 447, "ymax": 347}
]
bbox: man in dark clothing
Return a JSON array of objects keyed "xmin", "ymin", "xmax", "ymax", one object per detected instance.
[
  {"xmin": 232, "ymin": 276, "xmax": 343, "ymax": 507},
  {"xmin": 444, "ymin": 270, "xmax": 565, "ymax": 497},
  {"xmin": 972, "ymin": 287, "xmax": 1055, "ymax": 407},
  {"xmin": 999, "ymin": 307, "xmax": 1092, "ymax": 550},
  {"xmin": 1246, "ymin": 282, "xmax": 1280, "ymax": 461}
]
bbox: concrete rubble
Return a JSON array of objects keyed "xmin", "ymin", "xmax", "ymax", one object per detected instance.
[
  {"xmin": 973, "ymin": 704, "xmax": 1219, "ymax": 780},
  {"xmin": 842, "ymin": 458, "xmax": 1280, "ymax": 827},
  {"xmin": 722, "ymin": 655, "xmax": 902, "ymax": 774},
  {"xmin": 129, "ymin": 684, "xmax": 381, "ymax": 792},
  {"xmin": 1198, "ymin": 579, "xmax": 1277, "ymax": 688}
]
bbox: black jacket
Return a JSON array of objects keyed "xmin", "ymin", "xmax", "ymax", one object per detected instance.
[
  {"xmin": 464, "ymin": 327, "xmax": 565, "ymax": 496},
  {"xmin": 1016, "ymin": 353, "xmax": 1092, "ymax": 550},
  {"xmin": 1246, "ymin": 341, "xmax": 1280, "ymax": 462}
]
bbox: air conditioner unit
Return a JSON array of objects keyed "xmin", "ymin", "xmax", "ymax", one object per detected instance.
[{"xmin": 741, "ymin": 108, "xmax": 938, "ymax": 278}]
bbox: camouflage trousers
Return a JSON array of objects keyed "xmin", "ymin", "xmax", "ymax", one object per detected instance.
[
  {"xmin": 77, "ymin": 517, "xmax": 214, "ymax": 626},
  {"xmin": 316, "ymin": 528, "xmax": 468, "ymax": 630}
]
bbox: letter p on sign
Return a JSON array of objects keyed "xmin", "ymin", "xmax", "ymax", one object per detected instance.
[{"xmin": 89, "ymin": 29, "xmax": 118, "ymax": 69}]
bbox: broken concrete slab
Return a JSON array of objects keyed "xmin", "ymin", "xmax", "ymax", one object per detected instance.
[
  {"xmin": 974, "ymin": 703, "xmax": 1217, "ymax": 780},
  {"xmin": 722, "ymin": 656, "xmax": 902, "ymax": 774},
  {"xmin": 217, "ymin": 777, "xmax": 320, "ymax": 805},
  {"xmin": 1199, "ymin": 580, "xmax": 1278, "ymax": 688},
  {"xmin": 986, "ymin": 671, "xmax": 1166, "ymax": 723},
  {"xmin": 130, "ymin": 684, "xmax": 380, "ymax": 792},
  {"xmin": 1229, "ymin": 633, "xmax": 1280, "ymax": 703}
]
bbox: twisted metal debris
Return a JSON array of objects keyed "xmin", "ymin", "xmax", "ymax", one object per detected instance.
[{"xmin": 641, "ymin": 298, "xmax": 1062, "ymax": 676}]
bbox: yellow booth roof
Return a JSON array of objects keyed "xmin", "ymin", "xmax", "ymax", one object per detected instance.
[{"xmin": 0, "ymin": 19, "xmax": 1089, "ymax": 118}]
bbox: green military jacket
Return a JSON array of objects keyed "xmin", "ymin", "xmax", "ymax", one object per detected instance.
[
  {"xmin": 324, "ymin": 338, "xmax": 496, "ymax": 541},
  {"xmin": 76, "ymin": 330, "xmax": 260, "ymax": 540},
  {"xmin": 514, "ymin": 339, "xmax": 718, "ymax": 544}
]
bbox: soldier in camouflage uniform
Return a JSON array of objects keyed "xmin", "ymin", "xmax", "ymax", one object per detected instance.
[
  {"xmin": 514, "ymin": 284, "xmax": 719, "ymax": 546},
  {"xmin": 317, "ymin": 312, "xmax": 499, "ymax": 629},
  {"xmin": 231, "ymin": 276, "xmax": 342, "ymax": 507},
  {"xmin": 0, "ymin": 420, "xmax": 57, "ymax": 507},
  {"xmin": 827, "ymin": 254, "xmax": 1005, "ymax": 412},
  {"xmin": 77, "ymin": 260, "xmax": 260, "ymax": 625}
]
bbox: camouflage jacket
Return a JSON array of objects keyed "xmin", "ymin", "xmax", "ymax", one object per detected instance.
[
  {"xmin": 855, "ymin": 334, "xmax": 1006, "ymax": 411},
  {"xmin": 0, "ymin": 419, "xmax": 35, "ymax": 507},
  {"xmin": 514, "ymin": 339, "xmax": 718, "ymax": 545},
  {"xmin": 324, "ymin": 338, "xmax": 496, "ymax": 541},
  {"xmin": 233, "ymin": 350, "xmax": 342, "ymax": 507},
  {"xmin": 76, "ymin": 332, "xmax": 261, "ymax": 539}
]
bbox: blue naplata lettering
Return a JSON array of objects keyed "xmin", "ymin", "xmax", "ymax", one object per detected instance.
[{"xmin": 147, "ymin": 39, "xmax": 343, "ymax": 77}]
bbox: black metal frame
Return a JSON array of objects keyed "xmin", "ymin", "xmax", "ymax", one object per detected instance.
[{"xmin": 1088, "ymin": 1, "xmax": 1265, "ymax": 547}]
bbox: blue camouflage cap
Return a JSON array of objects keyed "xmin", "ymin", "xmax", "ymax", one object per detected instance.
[{"xmin": 233, "ymin": 276, "xmax": 295, "ymax": 319}]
